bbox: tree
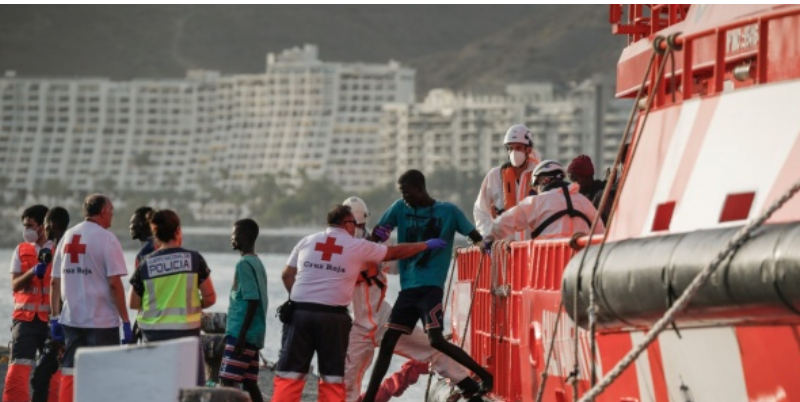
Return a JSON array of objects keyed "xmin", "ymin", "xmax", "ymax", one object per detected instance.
[
  {"xmin": 34, "ymin": 178, "xmax": 71, "ymax": 206},
  {"xmin": 94, "ymin": 176, "xmax": 117, "ymax": 197},
  {"xmin": 258, "ymin": 175, "xmax": 347, "ymax": 227}
]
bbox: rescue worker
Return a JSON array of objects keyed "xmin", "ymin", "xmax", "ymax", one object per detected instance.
[
  {"xmin": 4, "ymin": 205, "xmax": 52, "ymax": 402},
  {"xmin": 50, "ymin": 194, "xmax": 132, "ymax": 402},
  {"xmin": 218, "ymin": 218, "xmax": 268, "ymax": 402},
  {"xmin": 487, "ymin": 160, "xmax": 605, "ymax": 243},
  {"xmin": 567, "ymin": 154, "xmax": 606, "ymax": 211},
  {"xmin": 31, "ymin": 207, "xmax": 70, "ymax": 402},
  {"xmin": 341, "ymin": 197, "xmax": 479, "ymax": 402},
  {"xmin": 363, "ymin": 170, "xmax": 493, "ymax": 402},
  {"xmin": 128, "ymin": 209, "xmax": 216, "ymax": 386},
  {"xmin": 474, "ymin": 124, "xmax": 542, "ymax": 240},
  {"xmin": 273, "ymin": 205, "xmax": 445, "ymax": 402}
]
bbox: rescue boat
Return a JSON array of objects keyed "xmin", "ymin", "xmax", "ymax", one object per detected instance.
[{"xmin": 447, "ymin": 5, "xmax": 800, "ymax": 402}]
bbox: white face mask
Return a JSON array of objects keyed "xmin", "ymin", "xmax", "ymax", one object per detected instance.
[
  {"xmin": 355, "ymin": 227, "xmax": 366, "ymax": 239},
  {"xmin": 23, "ymin": 228, "xmax": 39, "ymax": 244},
  {"xmin": 509, "ymin": 150, "xmax": 527, "ymax": 167}
]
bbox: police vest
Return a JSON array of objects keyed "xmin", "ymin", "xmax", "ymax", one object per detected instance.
[
  {"xmin": 12, "ymin": 243, "xmax": 51, "ymax": 322},
  {"xmin": 136, "ymin": 250, "xmax": 203, "ymax": 331}
]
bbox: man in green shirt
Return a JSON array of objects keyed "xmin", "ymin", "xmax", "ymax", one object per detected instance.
[{"xmin": 219, "ymin": 218, "xmax": 268, "ymax": 402}]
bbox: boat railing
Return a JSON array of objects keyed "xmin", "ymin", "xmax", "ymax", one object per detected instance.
[{"xmin": 453, "ymin": 235, "xmax": 603, "ymax": 402}]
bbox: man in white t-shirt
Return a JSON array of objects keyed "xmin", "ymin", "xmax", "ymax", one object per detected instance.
[
  {"xmin": 49, "ymin": 194, "xmax": 131, "ymax": 402},
  {"xmin": 272, "ymin": 204, "xmax": 446, "ymax": 402}
]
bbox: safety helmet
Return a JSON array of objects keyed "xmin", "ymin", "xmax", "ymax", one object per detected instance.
[
  {"xmin": 342, "ymin": 196, "xmax": 369, "ymax": 225},
  {"xmin": 532, "ymin": 160, "xmax": 566, "ymax": 183},
  {"xmin": 503, "ymin": 124, "xmax": 533, "ymax": 147}
]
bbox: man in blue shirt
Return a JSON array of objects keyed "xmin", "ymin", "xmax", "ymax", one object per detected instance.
[{"xmin": 362, "ymin": 169, "xmax": 493, "ymax": 402}]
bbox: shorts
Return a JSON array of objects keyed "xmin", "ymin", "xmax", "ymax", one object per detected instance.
[
  {"xmin": 219, "ymin": 335, "xmax": 260, "ymax": 383},
  {"xmin": 275, "ymin": 306, "xmax": 351, "ymax": 382},
  {"xmin": 387, "ymin": 286, "xmax": 444, "ymax": 334}
]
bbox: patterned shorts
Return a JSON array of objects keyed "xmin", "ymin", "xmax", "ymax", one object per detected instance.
[
  {"xmin": 218, "ymin": 335, "xmax": 260, "ymax": 382},
  {"xmin": 387, "ymin": 286, "xmax": 445, "ymax": 334}
]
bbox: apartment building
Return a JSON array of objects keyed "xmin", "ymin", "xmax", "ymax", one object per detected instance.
[
  {"xmin": 0, "ymin": 74, "xmax": 205, "ymax": 195},
  {"xmin": 381, "ymin": 76, "xmax": 631, "ymax": 184},
  {"xmin": 0, "ymin": 44, "xmax": 414, "ymax": 196},
  {"xmin": 0, "ymin": 47, "xmax": 626, "ymax": 206}
]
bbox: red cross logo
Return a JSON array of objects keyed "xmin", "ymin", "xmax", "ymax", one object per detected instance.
[
  {"xmin": 314, "ymin": 236, "xmax": 343, "ymax": 262},
  {"xmin": 65, "ymin": 234, "xmax": 86, "ymax": 263}
]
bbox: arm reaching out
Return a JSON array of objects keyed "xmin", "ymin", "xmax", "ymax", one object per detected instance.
[{"xmin": 382, "ymin": 239, "xmax": 445, "ymax": 261}]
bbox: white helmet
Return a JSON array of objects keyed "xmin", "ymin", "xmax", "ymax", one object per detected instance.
[
  {"xmin": 343, "ymin": 196, "xmax": 369, "ymax": 225},
  {"xmin": 532, "ymin": 160, "xmax": 566, "ymax": 182},
  {"xmin": 503, "ymin": 124, "xmax": 533, "ymax": 146}
]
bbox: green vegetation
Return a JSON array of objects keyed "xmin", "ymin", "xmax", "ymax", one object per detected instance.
[{"xmin": 0, "ymin": 166, "xmax": 486, "ymax": 248}]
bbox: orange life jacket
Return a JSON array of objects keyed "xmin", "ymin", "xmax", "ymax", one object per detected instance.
[
  {"xmin": 12, "ymin": 242, "xmax": 51, "ymax": 321},
  {"xmin": 497, "ymin": 163, "xmax": 534, "ymax": 217}
]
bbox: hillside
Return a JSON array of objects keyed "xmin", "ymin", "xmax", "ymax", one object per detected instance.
[{"xmin": 0, "ymin": 5, "xmax": 625, "ymax": 95}]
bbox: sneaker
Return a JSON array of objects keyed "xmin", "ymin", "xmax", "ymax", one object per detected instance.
[
  {"xmin": 457, "ymin": 377, "xmax": 480, "ymax": 398},
  {"xmin": 465, "ymin": 376, "xmax": 493, "ymax": 401}
]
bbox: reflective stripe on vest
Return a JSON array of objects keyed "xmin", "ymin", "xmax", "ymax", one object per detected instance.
[
  {"xmin": 12, "ymin": 242, "xmax": 51, "ymax": 322},
  {"xmin": 138, "ymin": 272, "xmax": 201, "ymax": 330},
  {"xmin": 14, "ymin": 303, "xmax": 51, "ymax": 313}
]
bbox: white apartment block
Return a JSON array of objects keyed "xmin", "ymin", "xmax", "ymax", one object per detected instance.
[
  {"xmin": 381, "ymin": 76, "xmax": 630, "ymax": 184},
  {"xmin": 0, "ymin": 44, "xmax": 414, "ymax": 197},
  {"xmin": 0, "ymin": 75, "xmax": 204, "ymax": 195},
  {"xmin": 0, "ymin": 47, "xmax": 626, "ymax": 205}
]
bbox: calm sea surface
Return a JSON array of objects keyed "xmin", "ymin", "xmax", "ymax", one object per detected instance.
[{"xmin": 0, "ymin": 249, "xmax": 428, "ymax": 400}]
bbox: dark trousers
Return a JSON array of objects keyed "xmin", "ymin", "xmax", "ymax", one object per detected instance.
[
  {"xmin": 31, "ymin": 340, "xmax": 62, "ymax": 402},
  {"xmin": 61, "ymin": 325, "xmax": 120, "ymax": 369},
  {"xmin": 10, "ymin": 318, "xmax": 48, "ymax": 362},
  {"xmin": 9, "ymin": 318, "xmax": 50, "ymax": 400}
]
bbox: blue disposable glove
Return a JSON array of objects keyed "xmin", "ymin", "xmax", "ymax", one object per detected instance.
[
  {"xmin": 33, "ymin": 262, "xmax": 48, "ymax": 279},
  {"xmin": 425, "ymin": 239, "xmax": 447, "ymax": 250},
  {"xmin": 482, "ymin": 239, "xmax": 493, "ymax": 255},
  {"xmin": 121, "ymin": 322, "xmax": 133, "ymax": 345},
  {"xmin": 50, "ymin": 317, "xmax": 64, "ymax": 342},
  {"xmin": 373, "ymin": 225, "xmax": 394, "ymax": 242}
]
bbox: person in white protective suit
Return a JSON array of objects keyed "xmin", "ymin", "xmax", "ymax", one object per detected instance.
[
  {"xmin": 342, "ymin": 197, "xmax": 480, "ymax": 402},
  {"xmin": 486, "ymin": 160, "xmax": 605, "ymax": 243},
  {"xmin": 473, "ymin": 124, "xmax": 542, "ymax": 240}
]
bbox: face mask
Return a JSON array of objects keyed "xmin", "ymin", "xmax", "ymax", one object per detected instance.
[
  {"xmin": 23, "ymin": 228, "xmax": 39, "ymax": 243},
  {"xmin": 509, "ymin": 150, "xmax": 526, "ymax": 167},
  {"xmin": 355, "ymin": 227, "xmax": 366, "ymax": 239}
]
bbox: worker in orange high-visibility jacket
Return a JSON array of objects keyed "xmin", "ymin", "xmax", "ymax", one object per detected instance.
[
  {"xmin": 273, "ymin": 204, "xmax": 445, "ymax": 402},
  {"xmin": 4, "ymin": 205, "xmax": 52, "ymax": 402}
]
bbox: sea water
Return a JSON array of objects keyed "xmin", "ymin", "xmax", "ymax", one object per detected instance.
[{"xmin": 0, "ymin": 249, "xmax": 429, "ymax": 401}]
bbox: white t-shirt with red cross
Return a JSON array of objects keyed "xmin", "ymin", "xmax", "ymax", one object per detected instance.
[
  {"xmin": 52, "ymin": 220, "xmax": 128, "ymax": 328},
  {"xmin": 287, "ymin": 227, "xmax": 388, "ymax": 307}
]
